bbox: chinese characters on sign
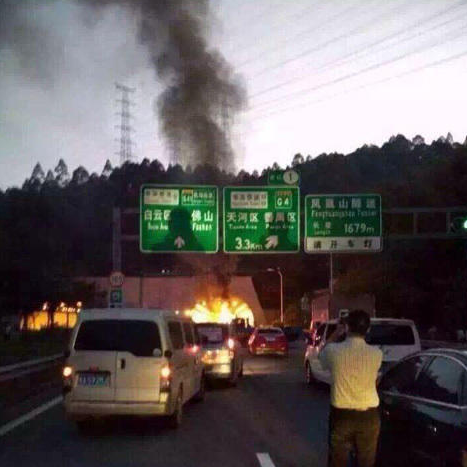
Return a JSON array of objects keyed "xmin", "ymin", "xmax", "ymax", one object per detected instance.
[
  {"xmin": 140, "ymin": 185, "xmax": 218, "ymax": 253},
  {"xmin": 305, "ymin": 194, "xmax": 382, "ymax": 253},
  {"xmin": 223, "ymin": 186, "xmax": 300, "ymax": 253}
]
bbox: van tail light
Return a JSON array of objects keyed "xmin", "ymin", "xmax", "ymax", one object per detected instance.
[
  {"xmin": 160, "ymin": 365, "xmax": 172, "ymax": 392},
  {"xmin": 62, "ymin": 366, "xmax": 73, "ymax": 395}
]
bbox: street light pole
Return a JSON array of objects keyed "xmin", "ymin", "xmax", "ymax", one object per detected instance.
[
  {"xmin": 278, "ymin": 268, "xmax": 284, "ymax": 325},
  {"xmin": 268, "ymin": 267, "xmax": 284, "ymax": 325}
]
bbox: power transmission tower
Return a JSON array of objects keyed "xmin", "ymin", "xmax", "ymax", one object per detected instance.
[{"xmin": 115, "ymin": 83, "xmax": 136, "ymax": 165}]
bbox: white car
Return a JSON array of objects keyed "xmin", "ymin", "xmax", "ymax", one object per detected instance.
[
  {"xmin": 63, "ymin": 309, "xmax": 205, "ymax": 431},
  {"xmin": 304, "ymin": 318, "xmax": 421, "ymax": 385}
]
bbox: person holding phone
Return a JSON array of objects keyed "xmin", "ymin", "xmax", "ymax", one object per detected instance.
[{"xmin": 319, "ymin": 310, "xmax": 382, "ymax": 467}]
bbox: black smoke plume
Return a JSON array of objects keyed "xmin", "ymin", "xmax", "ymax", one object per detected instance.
[{"xmin": 0, "ymin": 0, "xmax": 246, "ymax": 172}]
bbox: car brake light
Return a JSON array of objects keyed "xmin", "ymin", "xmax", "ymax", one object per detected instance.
[
  {"xmin": 160, "ymin": 365, "xmax": 172, "ymax": 392},
  {"xmin": 227, "ymin": 338, "xmax": 235, "ymax": 350},
  {"xmin": 63, "ymin": 366, "xmax": 72, "ymax": 378}
]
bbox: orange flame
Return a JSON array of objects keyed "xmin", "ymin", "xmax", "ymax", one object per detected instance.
[{"xmin": 184, "ymin": 296, "xmax": 254, "ymax": 326}]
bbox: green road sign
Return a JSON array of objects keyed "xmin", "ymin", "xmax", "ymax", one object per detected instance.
[
  {"xmin": 223, "ymin": 186, "xmax": 300, "ymax": 253},
  {"xmin": 305, "ymin": 194, "xmax": 382, "ymax": 253},
  {"xmin": 109, "ymin": 288, "xmax": 123, "ymax": 307},
  {"xmin": 140, "ymin": 185, "xmax": 218, "ymax": 253},
  {"xmin": 268, "ymin": 169, "xmax": 300, "ymax": 185}
]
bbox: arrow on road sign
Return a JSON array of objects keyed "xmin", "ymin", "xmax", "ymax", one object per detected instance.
[
  {"xmin": 265, "ymin": 235, "xmax": 279, "ymax": 250},
  {"xmin": 174, "ymin": 236, "xmax": 185, "ymax": 249}
]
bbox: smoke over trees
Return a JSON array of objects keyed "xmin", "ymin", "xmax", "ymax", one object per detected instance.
[{"xmin": 0, "ymin": 0, "xmax": 245, "ymax": 174}]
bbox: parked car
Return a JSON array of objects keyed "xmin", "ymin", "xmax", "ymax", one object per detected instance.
[
  {"xmin": 63, "ymin": 309, "xmax": 205, "ymax": 431},
  {"xmin": 248, "ymin": 326, "xmax": 288, "ymax": 356},
  {"xmin": 304, "ymin": 318, "xmax": 421, "ymax": 385},
  {"xmin": 377, "ymin": 348, "xmax": 467, "ymax": 467},
  {"xmin": 196, "ymin": 322, "xmax": 243, "ymax": 385}
]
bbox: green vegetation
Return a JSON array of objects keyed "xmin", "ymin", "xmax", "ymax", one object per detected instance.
[{"xmin": 1, "ymin": 133, "xmax": 467, "ymax": 331}]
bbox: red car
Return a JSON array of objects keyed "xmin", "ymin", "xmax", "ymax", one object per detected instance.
[{"xmin": 248, "ymin": 327, "xmax": 288, "ymax": 356}]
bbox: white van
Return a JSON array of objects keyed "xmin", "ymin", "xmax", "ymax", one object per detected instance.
[
  {"xmin": 304, "ymin": 318, "xmax": 421, "ymax": 385},
  {"xmin": 63, "ymin": 309, "xmax": 205, "ymax": 430}
]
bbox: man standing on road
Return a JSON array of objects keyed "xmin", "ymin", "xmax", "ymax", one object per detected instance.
[{"xmin": 319, "ymin": 310, "xmax": 382, "ymax": 467}]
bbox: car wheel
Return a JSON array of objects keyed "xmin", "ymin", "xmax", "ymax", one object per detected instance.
[
  {"xmin": 305, "ymin": 362, "xmax": 315, "ymax": 386},
  {"xmin": 167, "ymin": 389, "xmax": 183, "ymax": 429},
  {"xmin": 193, "ymin": 375, "xmax": 205, "ymax": 402}
]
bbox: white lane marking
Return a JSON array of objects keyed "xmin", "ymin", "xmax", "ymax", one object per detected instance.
[
  {"xmin": 257, "ymin": 453, "xmax": 276, "ymax": 467},
  {"xmin": 0, "ymin": 396, "xmax": 62, "ymax": 437}
]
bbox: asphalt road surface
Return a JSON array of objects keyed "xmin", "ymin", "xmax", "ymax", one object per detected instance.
[{"xmin": 0, "ymin": 341, "xmax": 330, "ymax": 467}]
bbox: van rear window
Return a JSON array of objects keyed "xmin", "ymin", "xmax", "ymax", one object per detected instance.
[
  {"xmin": 196, "ymin": 324, "xmax": 228, "ymax": 344},
  {"xmin": 366, "ymin": 324, "xmax": 415, "ymax": 346},
  {"xmin": 75, "ymin": 320, "xmax": 161, "ymax": 356}
]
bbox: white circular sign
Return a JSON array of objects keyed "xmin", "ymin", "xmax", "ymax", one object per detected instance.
[
  {"xmin": 110, "ymin": 271, "xmax": 125, "ymax": 288},
  {"xmin": 283, "ymin": 170, "xmax": 299, "ymax": 185}
]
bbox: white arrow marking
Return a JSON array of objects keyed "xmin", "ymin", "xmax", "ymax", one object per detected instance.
[
  {"xmin": 174, "ymin": 236, "xmax": 185, "ymax": 249},
  {"xmin": 265, "ymin": 235, "xmax": 279, "ymax": 249}
]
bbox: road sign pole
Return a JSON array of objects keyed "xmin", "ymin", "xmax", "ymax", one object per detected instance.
[
  {"xmin": 112, "ymin": 207, "xmax": 122, "ymax": 271},
  {"xmin": 329, "ymin": 253, "xmax": 334, "ymax": 295}
]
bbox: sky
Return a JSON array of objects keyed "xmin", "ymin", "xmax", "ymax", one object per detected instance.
[{"xmin": 1, "ymin": 0, "xmax": 467, "ymax": 188}]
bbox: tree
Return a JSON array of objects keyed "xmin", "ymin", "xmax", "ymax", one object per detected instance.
[
  {"xmin": 412, "ymin": 135, "xmax": 425, "ymax": 146},
  {"xmin": 292, "ymin": 153, "xmax": 304, "ymax": 167},
  {"xmin": 54, "ymin": 159, "xmax": 70, "ymax": 187},
  {"xmin": 30, "ymin": 163, "xmax": 45, "ymax": 183},
  {"xmin": 101, "ymin": 159, "xmax": 113, "ymax": 178},
  {"xmin": 23, "ymin": 163, "xmax": 46, "ymax": 190},
  {"xmin": 446, "ymin": 132, "xmax": 454, "ymax": 145},
  {"xmin": 44, "ymin": 170, "xmax": 55, "ymax": 183},
  {"xmin": 71, "ymin": 166, "xmax": 90, "ymax": 185}
]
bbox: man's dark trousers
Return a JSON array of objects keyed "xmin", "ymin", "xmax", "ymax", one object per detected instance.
[{"xmin": 328, "ymin": 406, "xmax": 380, "ymax": 467}]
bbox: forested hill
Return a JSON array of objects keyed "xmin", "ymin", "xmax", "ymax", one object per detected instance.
[{"xmin": 1, "ymin": 133, "xmax": 467, "ymax": 329}]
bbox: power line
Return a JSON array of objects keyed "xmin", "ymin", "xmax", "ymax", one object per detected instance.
[
  {"xmin": 248, "ymin": 1, "xmax": 467, "ymax": 101},
  {"xmin": 247, "ymin": 0, "xmax": 446, "ymax": 80},
  {"xmin": 245, "ymin": 43, "xmax": 467, "ymax": 125},
  {"xmin": 235, "ymin": 0, "xmax": 362, "ymax": 68},
  {"xmin": 246, "ymin": 24, "xmax": 467, "ymax": 114}
]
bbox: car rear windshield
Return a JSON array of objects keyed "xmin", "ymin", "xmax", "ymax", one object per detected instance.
[
  {"xmin": 258, "ymin": 329, "xmax": 282, "ymax": 335},
  {"xmin": 196, "ymin": 324, "xmax": 229, "ymax": 344},
  {"xmin": 365, "ymin": 324, "xmax": 415, "ymax": 346},
  {"xmin": 74, "ymin": 319, "xmax": 162, "ymax": 356}
]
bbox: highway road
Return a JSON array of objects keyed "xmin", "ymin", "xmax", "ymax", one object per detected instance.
[{"xmin": 0, "ymin": 341, "xmax": 329, "ymax": 467}]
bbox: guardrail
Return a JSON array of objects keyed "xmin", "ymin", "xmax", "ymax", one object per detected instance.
[{"xmin": 0, "ymin": 354, "xmax": 64, "ymax": 381}]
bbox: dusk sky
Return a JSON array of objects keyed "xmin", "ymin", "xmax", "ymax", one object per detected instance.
[{"xmin": 1, "ymin": 0, "xmax": 467, "ymax": 188}]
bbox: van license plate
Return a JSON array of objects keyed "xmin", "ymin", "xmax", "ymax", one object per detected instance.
[{"xmin": 78, "ymin": 374, "xmax": 109, "ymax": 387}]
